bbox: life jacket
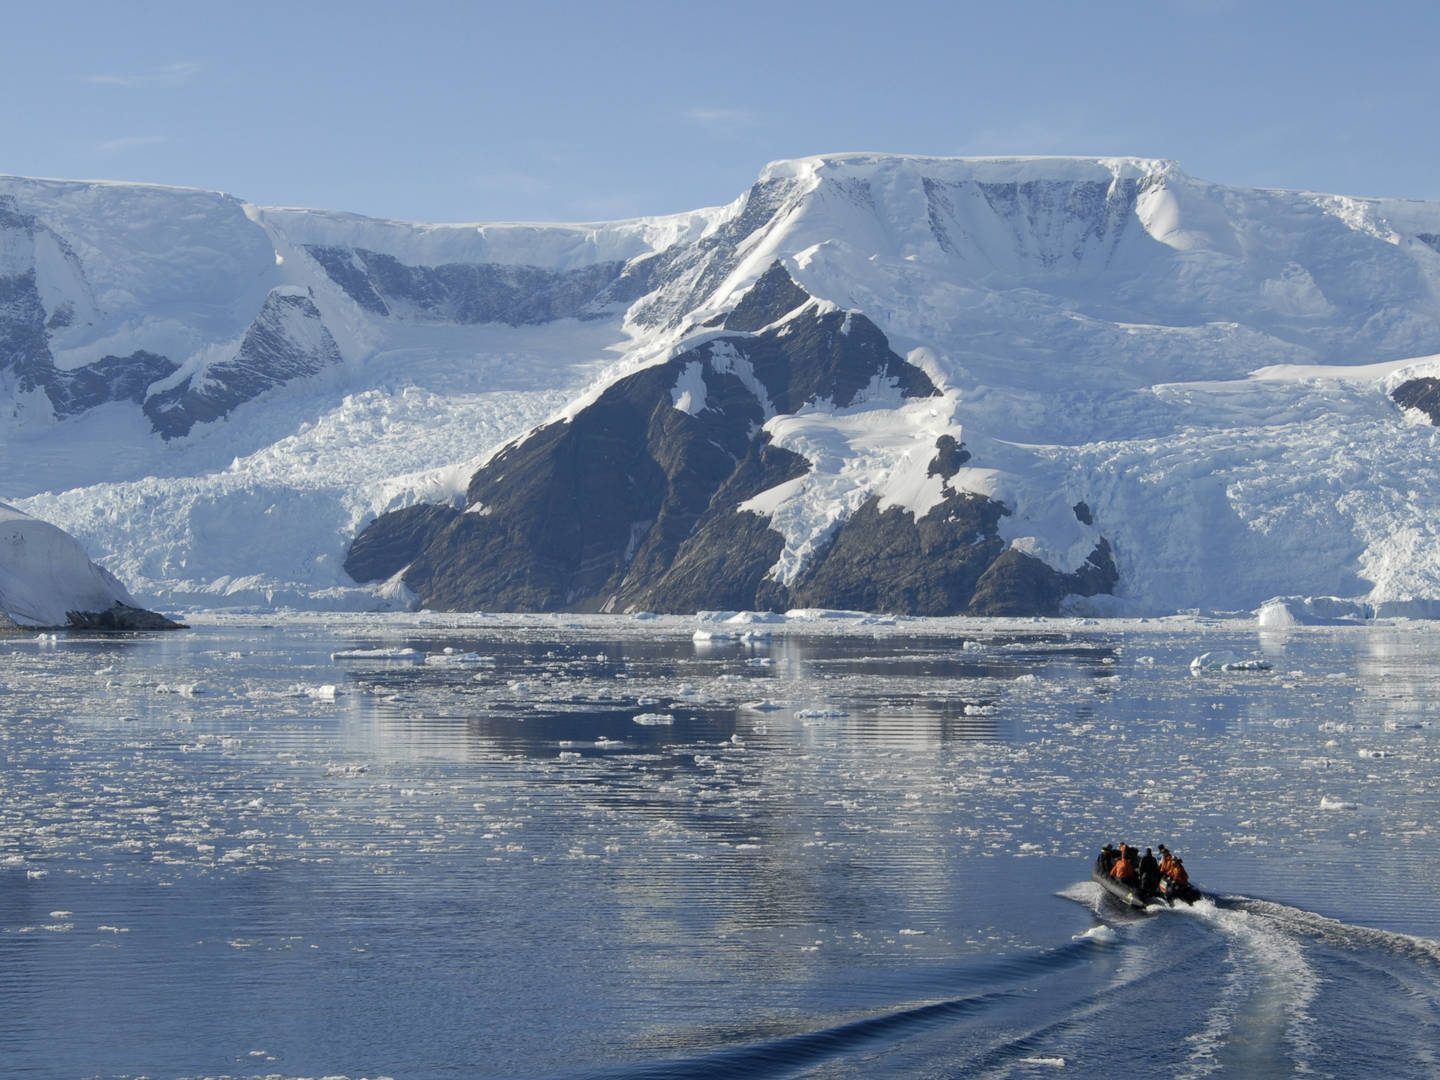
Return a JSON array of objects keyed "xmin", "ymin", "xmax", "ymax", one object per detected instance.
[
  {"xmin": 1159, "ymin": 854, "xmax": 1174, "ymax": 876},
  {"xmin": 1111, "ymin": 857, "xmax": 1134, "ymax": 881},
  {"xmin": 1171, "ymin": 862, "xmax": 1189, "ymax": 885}
]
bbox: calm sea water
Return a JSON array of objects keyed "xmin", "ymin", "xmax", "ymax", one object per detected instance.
[{"xmin": 2, "ymin": 614, "xmax": 1438, "ymax": 1078}]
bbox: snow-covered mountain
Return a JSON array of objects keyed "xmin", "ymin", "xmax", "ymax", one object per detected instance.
[{"xmin": 7, "ymin": 155, "xmax": 1440, "ymax": 616}]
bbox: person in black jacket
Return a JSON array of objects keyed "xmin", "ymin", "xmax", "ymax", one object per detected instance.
[
  {"xmin": 1138, "ymin": 847, "xmax": 1160, "ymax": 896},
  {"xmin": 1094, "ymin": 843, "xmax": 1118, "ymax": 876}
]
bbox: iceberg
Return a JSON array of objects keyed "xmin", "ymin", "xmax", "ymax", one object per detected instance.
[{"xmin": 0, "ymin": 502, "xmax": 181, "ymax": 629}]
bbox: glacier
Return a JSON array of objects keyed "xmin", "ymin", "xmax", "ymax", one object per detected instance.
[{"xmin": 6, "ymin": 154, "xmax": 1440, "ymax": 616}]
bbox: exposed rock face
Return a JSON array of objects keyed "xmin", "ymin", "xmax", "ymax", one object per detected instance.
[
  {"xmin": 785, "ymin": 492, "xmax": 1008, "ymax": 615},
  {"xmin": 343, "ymin": 502, "xmax": 460, "ymax": 584},
  {"xmin": 304, "ymin": 246, "xmax": 628, "ymax": 324},
  {"xmin": 144, "ymin": 288, "xmax": 342, "ymax": 439},
  {"xmin": 348, "ymin": 265, "xmax": 1119, "ymax": 615},
  {"xmin": 48, "ymin": 352, "xmax": 180, "ymax": 416},
  {"xmin": 627, "ymin": 179, "xmax": 799, "ymax": 328},
  {"xmin": 1, "ymin": 198, "xmax": 180, "ymax": 416},
  {"xmin": 967, "ymin": 539, "xmax": 1118, "ymax": 617},
  {"xmin": 1392, "ymin": 377, "xmax": 1440, "ymax": 425},
  {"xmin": 65, "ymin": 602, "xmax": 185, "ymax": 631},
  {"xmin": 1, "ymin": 195, "xmax": 341, "ymax": 437}
]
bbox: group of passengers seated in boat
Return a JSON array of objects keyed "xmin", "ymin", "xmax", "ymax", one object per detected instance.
[{"xmin": 1095, "ymin": 842, "xmax": 1190, "ymax": 901}]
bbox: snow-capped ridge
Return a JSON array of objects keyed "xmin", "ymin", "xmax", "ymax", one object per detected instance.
[
  {"xmin": 758, "ymin": 152, "xmax": 1181, "ymax": 185},
  {"xmin": 11, "ymin": 155, "xmax": 1440, "ymax": 617}
]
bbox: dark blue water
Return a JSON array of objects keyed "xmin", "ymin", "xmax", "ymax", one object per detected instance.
[{"xmin": 2, "ymin": 614, "xmax": 1438, "ymax": 1077}]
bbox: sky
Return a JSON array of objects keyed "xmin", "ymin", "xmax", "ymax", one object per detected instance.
[{"xmin": 3, "ymin": 0, "xmax": 1438, "ymax": 223}]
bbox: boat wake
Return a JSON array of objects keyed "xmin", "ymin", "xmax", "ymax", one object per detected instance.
[{"xmin": 580, "ymin": 887, "xmax": 1440, "ymax": 1079}]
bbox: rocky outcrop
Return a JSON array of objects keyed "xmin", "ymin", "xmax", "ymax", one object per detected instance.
[
  {"xmin": 343, "ymin": 502, "xmax": 460, "ymax": 584},
  {"xmin": 2, "ymin": 194, "xmax": 338, "ymax": 438},
  {"xmin": 1392, "ymin": 377, "xmax": 1440, "ymax": 425},
  {"xmin": 348, "ymin": 265, "xmax": 1120, "ymax": 615},
  {"xmin": 967, "ymin": 539, "xmax": 1118, "ymax": 617},
  {"xmin": 64, "ymin": 602, "xmax": 186, "ymax": 631},
  {"xmin": 144, "ymin": 288, "xmax": 342, "ymax": 438},
  {"xmin": 304, "ymin": 246, "xmax": 628, "ymax": 324}
]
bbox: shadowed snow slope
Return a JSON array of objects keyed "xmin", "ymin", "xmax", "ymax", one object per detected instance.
[{"xmin": 7, "ymin": 156, "xmax": 1440, "ymax": 614}]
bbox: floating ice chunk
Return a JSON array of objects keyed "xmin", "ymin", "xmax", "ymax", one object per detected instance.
[
  {"xmin": 963, "ymin": 703, "xmax": 995, "ymax": 715},
  {"xmin": 631, "ymin": 611, "xmax": 659, "ymax": 620},
  {"xmin": 1017, "ymin": 1057, "xmax": 1067, "ymax": 1069},
  {"xmin": 330, "ymin": 647, "xmax": 421, "ymax": 660},
  {"xmin": 741, "ymin": 700, "xmax": 785, "ymax": 712},
  {"xmin": 1357, "ymin": 748, "xmax": 1391, "ymax": 759},
  {"xmin": 305, "ymin": 684, "xmax": 338, "ymax": 700},
  {"xmin": 1223, "ymin": 658, "xmax": 1272, "ymax": 672},
  {"xmin": 633, "ymin": 713, "xmax": 674, "ymax": 725},
  {"xmin": 746, "ymin": 656, "xmax": 775, "ymax": 666},
  {"xmin": 725, "ymin": 611, "xmax": 786, "ymax": 625},
  {"xmin": 795, "ymin": 708, "xmax": 847, "ymax": 718},
  {"xmin": 898, "ymin": 928, "xmax": 926, "ymax": 936},
  {"xmin": 424, "ymin": 651, "xmax": 488, "ymax": 666},
  {"xmin": 1319, "ymin": 795, "xmax": 1358, "ymax": 810},
  {"xmin": 693, "ymin": 629, "xmax": 738, "ymax": 642},
  {"xmin": 784, "ymin": 608, "xmax": 870, "ymax": 621},
  {"xmin": 1189, "ymin": 650, "xmax": 1237, "ymax": 672},
  {"xmin": 155, "ymin": 682, "xmax": 203, "ymax": 696},
  {"xmin": 324, "ymin": 763, "xmax": 368, "ymax": 777},
  {"xmin": 557, "ymin": 751, "xmax": 581, "ymax": 761},
  {"xmin": 1189, "ymin": 651, "xmax": 1271, "ymax": 673}
]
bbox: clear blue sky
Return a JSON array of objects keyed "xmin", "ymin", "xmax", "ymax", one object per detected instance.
[{"xmin": 3, "ymin": 0, "xmax": 1436, "ymax": 223}]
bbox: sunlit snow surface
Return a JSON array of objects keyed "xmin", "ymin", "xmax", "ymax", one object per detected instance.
[{"xmin": 3, "ymin": 613, "xmax": 1440, "ymax": 1078}]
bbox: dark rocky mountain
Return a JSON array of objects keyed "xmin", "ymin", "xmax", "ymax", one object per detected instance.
[
  {"xmin": 143, "ymin": 288, "xmax": 342, "ymax": 439},
  {"xmin": 303, "ymin": 246, "xmax": 635, "ymax": 324},
  {"xmin": 346, "ymin": 264, "xmax": 1118, "ymax": 615}
]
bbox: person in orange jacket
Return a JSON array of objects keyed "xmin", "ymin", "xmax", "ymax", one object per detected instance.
[
  {"xmin": 1169, "ymin": 858, "xmax": 1189, "ymax": 886},
  {"xmin": 1158, "ymin": 845, "xmax": 1174, "ymax": 878},
  {"xmin": 1110, "ymin": 846, "xmax": 1137, "ymax": 885}
]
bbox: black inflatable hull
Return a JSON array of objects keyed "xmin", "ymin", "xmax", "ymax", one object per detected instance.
[
  {"xmin": 1092, "ymin": 869, "xmax": 1156, "ymax": 909},
  {"xmin": 1091, "ymin": 869, "xmax": 1202, "ymax": 909}
]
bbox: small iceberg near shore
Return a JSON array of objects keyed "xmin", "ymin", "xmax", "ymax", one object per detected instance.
[
  {"xmin": 1189, "ymin": 650, "xmax": 1272, "ymax": 674},
  {"xmin": 0, "ymin": 503, "xmax": 182, "ymax": 630}
]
